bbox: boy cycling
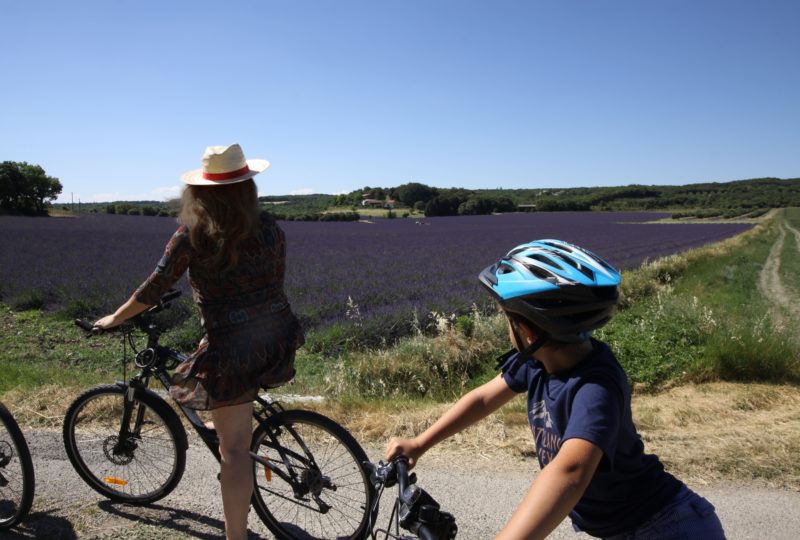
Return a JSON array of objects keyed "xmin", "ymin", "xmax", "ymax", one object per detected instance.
[{"xmin": 386, "ymin": 239, "xmax": 726, "ymax": 539}]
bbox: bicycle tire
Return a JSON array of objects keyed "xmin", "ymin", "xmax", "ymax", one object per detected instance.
[
  {"xmin": 0, "ymin": 401, "xmax": 35, "ymax": 530},
  {"xmin": 63, "ymin": 384, "xmax": 187, "ymax": 504},
  {"xmin": 251, "ymin": 409, "xmax": 374, "ymax": 539}
]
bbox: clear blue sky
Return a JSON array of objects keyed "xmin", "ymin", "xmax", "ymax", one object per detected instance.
[{"xmin": 2, "ymin": 1, "xmax": 798, "ymax": 202}]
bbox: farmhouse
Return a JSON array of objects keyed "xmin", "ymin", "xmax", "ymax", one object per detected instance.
[{"xmin": 361, "ymin": 198, "xmax": 396, "ymax": 209}]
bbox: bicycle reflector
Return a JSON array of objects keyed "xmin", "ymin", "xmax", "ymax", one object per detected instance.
[
  {"xmin": 264, "ymin": 459, "xmax": 271, "ymax": 482},
  {"xmin": 103, "ymin": 476, "xmax": 129, "ymax": 486}
]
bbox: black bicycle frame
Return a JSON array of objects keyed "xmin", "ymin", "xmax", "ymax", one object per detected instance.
[{"xmin": 114, "ymin": 340, "xmax": 320, "ymax": 501}]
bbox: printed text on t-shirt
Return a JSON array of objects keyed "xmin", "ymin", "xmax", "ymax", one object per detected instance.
[{"xmin": 530, "ymin": 400, "xmax": 561, "ymax": 466}]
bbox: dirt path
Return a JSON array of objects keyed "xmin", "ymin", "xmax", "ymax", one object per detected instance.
[
  {"xmin": 757, "ymin": 222, "xmax": 799, "ymax": 330},
  {"xmin": 4, "ymin": 430, "xmax": 800, "ymax": 540},
  {"xmin": 4, "ymin": 381, "xmax": 799, "ymax": 539}
]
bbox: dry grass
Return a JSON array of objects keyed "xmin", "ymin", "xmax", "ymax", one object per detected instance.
[
  {"xmin": 315, "ymin": 382, "xmax": 800, "ymax": 488},
  {"xmin": 5, "ymin": 381, "xmax": 798, "ymax": 488},
  {"xmin": 631, "ymin": 382, "xmax": 800, "ymax": 488},
  {"xmin": 1, "ymin": 384, "xmax": 77, "ymax": 428}
]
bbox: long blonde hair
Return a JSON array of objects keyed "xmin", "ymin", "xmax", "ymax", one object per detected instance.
[{"xmin": 178, "ymin": 179, "xmax": 260, "ymax": 270}]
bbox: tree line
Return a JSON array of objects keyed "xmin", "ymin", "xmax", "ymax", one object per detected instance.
[
  {"xmin": 333, "ymin": 177, "xmax": 800, "ymax": 216},
  {"xmin": 0, "ymin": 161, "xmax": 63, "ymax": 215}
]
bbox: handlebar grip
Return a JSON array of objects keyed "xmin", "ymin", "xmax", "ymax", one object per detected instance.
[
  {"xmin": 395, "ymin": 458, "xmax": 410, "ymax": 493},
  {"xmin": 161, "ymin": 289, "xmax": 181, "ymax": 304},
  {"xmin": 74, "ymin": 319, "xmax": 98, "ymax": 333},
  {"xmin": 415, "ymin": 524, "xmax": 438, "ymax": 540}
]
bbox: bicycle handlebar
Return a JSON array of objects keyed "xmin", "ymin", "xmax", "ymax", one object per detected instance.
[
  {"xmin": 74, "ymin": 319, "xmax": 97, "ymax": 333},
  {"xmin": 368, "ymin": 456, "xmax": 457, "ymax": 540},
  {"xmin": 74, "ymin": 289, "xmax": 183, "ymax": 336},
  {"xmin": 159, "ymin": 289, "xmax": 182, "ymax": 305}
]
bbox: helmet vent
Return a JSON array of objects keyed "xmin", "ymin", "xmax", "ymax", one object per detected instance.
[
  {"xmin": 497, "ymin": 264, "xmax": 515, "ymax": 275},
  {"xmin": 528, "ymin": 253, "xmax": 563, "ymax": 270},
  {"xmin": 544, "ymin": 241, "xmax": 573, "ymax": 252},
  {"xmin": 525, "ymin": 264, "xmax": 555, "ymax": 281},
  {"xmin": 549, "ymin": 252, "xmax": 595, "ymax": 280}
]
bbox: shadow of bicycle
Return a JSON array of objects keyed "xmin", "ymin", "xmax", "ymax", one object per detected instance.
[
  {"xmin": 1, "ymin": 510, "xmax": 78, "ymax": 539},
  {"xmin": 97, "ymin": 500, "xmax": 229, "ymax": 539}
]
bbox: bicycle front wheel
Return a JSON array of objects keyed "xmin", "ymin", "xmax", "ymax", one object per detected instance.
[
  {"xmin": 251, "ymin": 409, "xmax": 374, "ymax": 539},
  {"xmin": 0, "ymin": 401, "xmax": 35, "ymax": 531},
  {"xmin": 63, "ymin": 384, "xmax": 187, "ymax": 504}
]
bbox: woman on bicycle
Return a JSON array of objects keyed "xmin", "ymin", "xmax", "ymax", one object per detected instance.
[
  {"xmin": 386, "ymin": 240, "xmax": 726, "ymax": 539},
  {"xmin": 95, "ymin": 143, "xmax": 304, "ymax": 540}
]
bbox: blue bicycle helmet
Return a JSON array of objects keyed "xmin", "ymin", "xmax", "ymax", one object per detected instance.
[{"xmin": 479, "ymin": 239, "xmax": 621, "ymax": 344}]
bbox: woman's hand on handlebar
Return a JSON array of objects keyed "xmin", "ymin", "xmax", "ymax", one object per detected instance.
[
  {"xmin": 385, "ymin": 437, "xmax": 425, "ymax": 469},
  {"xmin": 95, "ymin": 295, "xmax": 152, "ymax": 330},
  {"xmin": 93, "ymin": 313, "xmax": 123, "ymax": 330}
]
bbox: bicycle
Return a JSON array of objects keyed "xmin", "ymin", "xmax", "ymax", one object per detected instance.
[
  {"xmin": 65, "ymin": 290, "xmax": 375, "ymax": 539},
  {"xmin": 0, "ymin": 400, "xmax": 35, "ymax": 531},
  {"xmin": 364, "ymin": 456, "xmax": 457, "ymax": 540}
]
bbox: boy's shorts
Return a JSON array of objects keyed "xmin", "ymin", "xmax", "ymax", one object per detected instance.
[{"xmin": 600, "ymin": 484, "xmax": 726, "ymax": 540}]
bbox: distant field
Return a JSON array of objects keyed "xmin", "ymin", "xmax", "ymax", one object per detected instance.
[{"xmin": 0, "ymin": 212, "xmax": 752, "ymax": 344}]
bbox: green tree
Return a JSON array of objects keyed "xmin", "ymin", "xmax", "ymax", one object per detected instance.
[
  {"xmin": 395, "ymin": 182, "xmax": 438, "ymax": 207},
  {"xmin": 0, "ymin": 161, "xmax": 62, "ymax": 214},
  {"xmin": 0, "ymin": 162, "xmax": 25, "ymax": 210},
  {"xmin": 457, "ymin": 197, "xmax": 494, "ymax": 215},
  {"xmin": 424, "ymin": 195, "xmax": 462, "ymax": 216}
]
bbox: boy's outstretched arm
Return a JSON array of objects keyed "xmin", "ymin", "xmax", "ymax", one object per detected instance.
[
  {"xmin": 494, "ymin": 438, "xmax": 603, "ymax": 540},
  {"xmin": 385, "ymin": 375, "xmax": 518, "ymax": 467}
]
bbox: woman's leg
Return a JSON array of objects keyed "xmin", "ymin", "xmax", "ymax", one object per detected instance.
[{"xmin": 212, "ymin": 401, "xmax": 254, "ymax": 540}]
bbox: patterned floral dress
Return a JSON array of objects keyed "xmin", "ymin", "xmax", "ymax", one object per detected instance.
[{"xmin": 134, "ymin": 212, "xmax": 304, "ymax": 410}]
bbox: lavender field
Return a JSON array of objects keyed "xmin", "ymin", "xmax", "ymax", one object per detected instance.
[{"xmin": 0, "ymin": 213, "xmax": 752, "ymax": 340}]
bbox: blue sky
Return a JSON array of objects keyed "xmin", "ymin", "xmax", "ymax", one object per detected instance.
[{"xmin": 2, "ymin": 1, "xmax": 798, "ymax": 202}]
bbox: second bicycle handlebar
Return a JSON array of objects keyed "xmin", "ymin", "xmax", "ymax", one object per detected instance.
[{"xmin": 369, "ymin": 456, "xmax": 457, "ymax": 540}]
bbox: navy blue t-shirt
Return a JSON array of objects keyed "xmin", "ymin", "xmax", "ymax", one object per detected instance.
[{"xmin": 501, "ymin": 339, "xmax": 682, "ymax": 537}]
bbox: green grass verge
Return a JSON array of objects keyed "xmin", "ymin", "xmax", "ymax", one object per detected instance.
[
  {"xmin": 0, "ymin": 308, "xmax": 122, "ymax": 393},
  {"xmin": 779, "ymin": 207, "xmax": 800, "ymax": 296},
  {"xmin": 599, "ymin": 208, "xmax": 799, "ymax": 388}
]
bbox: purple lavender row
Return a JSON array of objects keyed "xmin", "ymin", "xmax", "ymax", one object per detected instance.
[{"xmin": 0, "ymin": 213, "xmax": 752, "ymax": 330}]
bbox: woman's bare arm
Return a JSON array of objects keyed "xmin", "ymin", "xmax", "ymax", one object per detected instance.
[{"xmin": 94, "ymin": 295, "xmax": 151, "ymax": 329}]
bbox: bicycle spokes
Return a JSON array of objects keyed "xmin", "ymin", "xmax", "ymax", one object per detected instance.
[{"xmin": 0, "ymin": 441, "xmax": 12, "ymax": 468}]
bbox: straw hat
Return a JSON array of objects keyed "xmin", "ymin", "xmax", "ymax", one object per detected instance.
[{"xmin": 181, "ymin": 144, "xmax": 270, "ymax": 186}]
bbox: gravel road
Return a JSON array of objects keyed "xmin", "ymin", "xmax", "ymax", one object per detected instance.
[{"xmin": 4, "ymin": 430, "xmax": 799, "ymax": 539}]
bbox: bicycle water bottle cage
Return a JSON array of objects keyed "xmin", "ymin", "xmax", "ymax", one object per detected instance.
[{"xmin": 135, "ymin": 349, "xmax": 157, "ymax": 368}]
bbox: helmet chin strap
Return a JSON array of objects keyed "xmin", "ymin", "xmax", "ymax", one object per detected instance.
[
  {"xmin": 517, "ymin": 333, "xmax": 549, "ymax": 363},
  {"xmin": 509, "ymin": 320, "xmax": 549, "ymax": 363}
]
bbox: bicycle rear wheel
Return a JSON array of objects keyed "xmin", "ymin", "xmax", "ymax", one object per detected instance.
[
  {"xmin": 251, "ymin": 409, "xmax": 374, "ymax": 539},
  {"xmin": 63, "ymin": 384, "xmax": 187, "ymax": 504},
  {"xmin": 0, "ymin": 401, "xmax": 35, "ymax": 530}
]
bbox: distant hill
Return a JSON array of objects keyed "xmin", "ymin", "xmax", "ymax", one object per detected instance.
[
  {"xmin": 58, "ymin": 177, "xmax": 799, "ymax": 219},
  {"xmin": 334, "ymin": 177, "xmax": 800, "ymax": 217}
]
